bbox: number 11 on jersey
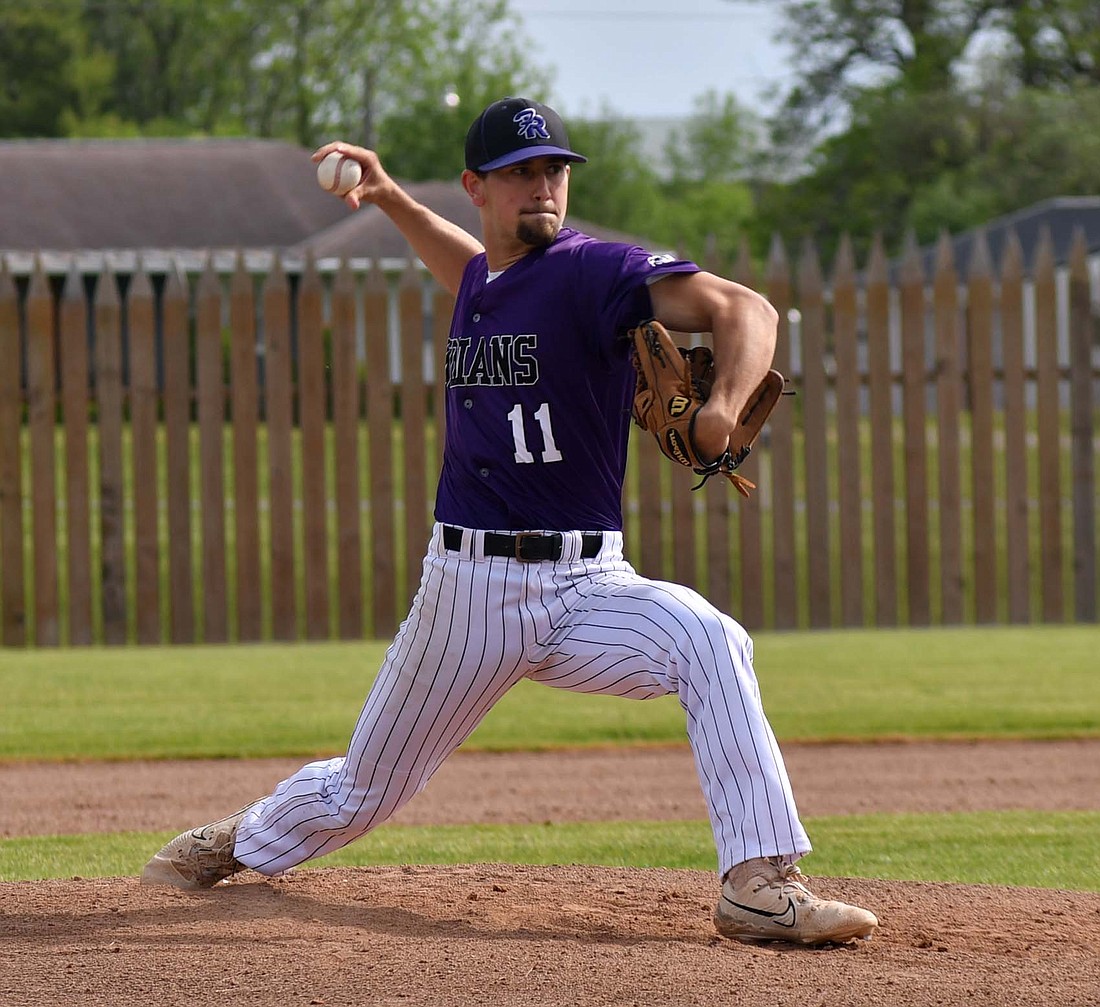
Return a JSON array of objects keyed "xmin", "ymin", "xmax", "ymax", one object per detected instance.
[{"xmin": 508, "ymin": 403, "xmax": 563, "ymax": 464}]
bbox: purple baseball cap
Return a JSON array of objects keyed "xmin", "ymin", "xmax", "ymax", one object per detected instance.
[{"xmin": 464, "ymin": 97, "xmax": 588, "ymax": 172}]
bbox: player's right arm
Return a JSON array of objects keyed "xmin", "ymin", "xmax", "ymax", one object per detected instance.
[{"xmin": 312, "ymin": 142, "xmax": 484, "ymax": 296}]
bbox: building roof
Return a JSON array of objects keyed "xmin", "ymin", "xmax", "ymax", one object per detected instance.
[
  {"xmin": 0, "ymin": 138, "xmax": 348, "ymax": 252},
  {"xmin": 916, "ymin": 196, "xmax": 1100, "ymax": 275},
  {"xmin": 0, "ymin": 138, "xmax": 660, "ymax": 262},
  {"xmin": 290, "ymin": 180, "xmax": 657, "ymax": 261}
]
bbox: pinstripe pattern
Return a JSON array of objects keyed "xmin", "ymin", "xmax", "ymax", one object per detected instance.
[{"xmin": 234, "ymin": 523, "xmax": 809, "ymax": 878}]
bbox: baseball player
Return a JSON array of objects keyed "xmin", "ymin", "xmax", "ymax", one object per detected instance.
[{"xmin": 142, "ymin": 97, "xmax": 877, "ymax": 946}]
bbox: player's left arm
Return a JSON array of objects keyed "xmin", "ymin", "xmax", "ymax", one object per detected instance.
[{"xmin": 647, "ymin": 270, "xmax": 779, "ymax": 463}]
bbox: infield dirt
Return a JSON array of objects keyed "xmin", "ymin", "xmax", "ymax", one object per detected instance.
[{"xmin": 2, "ymin": 740, "xmax": 1099, "ymax": 1006}]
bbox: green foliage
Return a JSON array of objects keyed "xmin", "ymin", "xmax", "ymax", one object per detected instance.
[
  {"xmin": 753, "ymin": 76, "xmax": 1100, "ymax": 261},
  {"xmin": 2, "ymin": 1, "xmax": 543, "ymax": 147},
  {"xmin": 1000, "ymin": 0, "xmax": 1100, "ymax": 89},
  {"xmin": 663, "ymin": 89, "xmax": 758, "ymax": 184},
  {"xmin": 4, "ymin": 0, "xmax": 1100, "ymax": 266},
  {"xmin": 723, "ymin": 0, "xmax": 1100, "ymax": 261},
  {"xmin": 375, "ymin": 2, "xmax": 550, "ymax": 179},
  {"xmin": 908, "ymin": 83, "xmax": 1100, "ymax": 240},
  {"xmin": 563, "ymin": 113, "xmax": 665, "ymax": 240},
  {"xmin": 566, "ymin": 91, "xmax": 761, "ymax": 263},
  {"xmin": 0, "ymin": 3, "xmax": 83, "ymax": 136},
  {"xmin": 754, "ymin": 82, "xmax": 976, "ymax": 256}
]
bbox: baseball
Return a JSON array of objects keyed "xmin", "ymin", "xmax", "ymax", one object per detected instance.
[{"xmin": 316, "ymin": 151, "xmax": 363, "ymax": 197}]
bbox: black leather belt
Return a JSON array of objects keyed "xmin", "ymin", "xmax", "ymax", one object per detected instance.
[{"xmin": 442, "ymin": 525, "xmax": 602, "ymax": 562}]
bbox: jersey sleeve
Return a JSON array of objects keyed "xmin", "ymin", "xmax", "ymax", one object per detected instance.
[{"xmin": 584, "ymin": 245, "xmax": 701, "ymax": 349}]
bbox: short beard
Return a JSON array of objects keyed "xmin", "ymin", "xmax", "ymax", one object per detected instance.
[{"xmin": 516, "ymin": 214, "xmax": 561, "ymax": 248}]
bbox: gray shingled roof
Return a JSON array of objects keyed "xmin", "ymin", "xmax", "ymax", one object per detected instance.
[
  {"xmin": 291, "ymin": 180, "xmax": 658, "ymax": 260},
  {"xmin": 914, "ymin": 196, "xmax": 1100, "ymax": 275},
  {"xmin": 0, "ymin": 138, "xmax": 348, "ymax": 251},
  {"xmin": 0, "ymin": 138, "xmax": 661, "ymax": 260}
]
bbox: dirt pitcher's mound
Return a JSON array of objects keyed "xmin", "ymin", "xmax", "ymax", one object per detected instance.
[
  {"xmin": 3, "ymin": 864, "xmax": 1099, "ymax": 1007},
  {"xmin": 4, "ymin": 740, "xmax": 1099, "ymax": 838}
]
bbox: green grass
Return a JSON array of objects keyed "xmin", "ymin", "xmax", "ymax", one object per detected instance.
[
  {"xmin": 2, "ymin": 627, "xmax": 1096, "ymax": 891},
  {"xmin": 3, "ymin": 812, "xmax": 1097, "ymax": 890},
  {"xmin": 1, "ymin": 626, "xmax": 1097, "ymax": 761}
]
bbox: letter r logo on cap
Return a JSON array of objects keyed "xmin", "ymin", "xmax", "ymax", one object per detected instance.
[{"xmin": 513, "ymin": 108, "xmax": 551, "ymax": 141}]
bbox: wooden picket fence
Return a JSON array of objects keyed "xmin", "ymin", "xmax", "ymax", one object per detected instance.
[{"xmin": 0, "ymin": 228, "xmax": 1097, "ymax": 647}]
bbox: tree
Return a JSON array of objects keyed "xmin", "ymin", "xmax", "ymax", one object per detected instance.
[
  {"xmin": 563, "ymin": 112, "xmax": 664, "ymax": 240},
  {"xmin": 752, "ymin": 0, "xmax": 1003, "ymax": 145},
  {"xmin": 0, "ymin": 4, "xmax": 84, "ymax": 136},
  {"xmin": 663, "ymin": 89, "xmax": 758, "ymax": 184},
  {"xmin": 999, "ymin": 0, "xmax": 1100, "ymax": 88},
  {"xmin": 78, "ymin": 0, "xmax": 250, "ymax": 134},
  {"xmin": 907, "ymin": 82, "xmax": 1100, "ymax": 238},
  {"xmin": 752, "ymin": 81, "xmax": 979, "ymax": 256},
  {"xmin": 656, "ymin": 90, "xmax": 761, "ymax": 262},
  {"xmin": 732, "ymin": 0, "xmax": 1100, "ymax": 256},
  {"xmin": 374, "ymin": 1, "xmax": 549, "ymax": 179},
  {"xmin": 13, "ymin": 1, "xmax": 542, "ymax": 148}
]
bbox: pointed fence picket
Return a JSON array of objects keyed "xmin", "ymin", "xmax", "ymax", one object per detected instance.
[
  {"xmin": 162, "ymin": 265, "xmax": 195, "ymax": 643},
  {"xmin": 999, "ymin": 233, "xmax": 1030, "ymax": 625},
  {"xmin": 229, "ymin": 255, "xmax": 261, "ymax": 643},
  {"xmin": 967, "ymin": 232, "xmax": 997, "ymax": 624},
  {"xmin": 934, "ymin": 233, "xmax": 964, "ymax": 625},
  {"xmin": 364, "ymin": 260, "xmax": 396, "ymax": 639},
  {"xmin": 798, "ymin": 238, "xmax": 831, "ymax": 629},
  {"xmin": 331, "ymin": 259, "xmax": 362, "ymax": 640},
  {"xmin": 865, "ymin": 235, "xmax": 898, "ymax": 627},
  {"xmin": 831, "ymin": 235, "xmax": 863, "ymax": 628},
  {"xmin": 298, "ymin": 255, "xmax": 330, "ymax": 641},
  {"xmin": 130, "ymin": 266, "xmax": 160, "ymax": 644},
  {"xmin": 767, "ymin": 236, "xmax": 798, "ymax": 630},
  {"xmin": 0, "ymin": 234, "xmax": 1096, "ymax": 646},
  {"xmin": 265, "ymin": 259, "xmax": 296, "ymax": 642},
  {"xmin": 1069, "ymin": 231, "xmax": 1097, "ymax": 622},
  {"xmin": 1034, "ymin": 229, "xmax": 1064, "ymax": 623},
  {"xmin": 60, "ymin": 264, "xmax": 93, "ymax": 645}
]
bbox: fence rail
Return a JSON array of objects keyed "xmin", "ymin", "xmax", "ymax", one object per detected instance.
[{"xmin": 0, "ymin": 228, "xmax": 1097, "ymax": 647}]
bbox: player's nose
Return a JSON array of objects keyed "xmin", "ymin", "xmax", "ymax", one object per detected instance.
[{"xmin": 530, "ymin": 171, "xmax": 554, "ymax": 198}]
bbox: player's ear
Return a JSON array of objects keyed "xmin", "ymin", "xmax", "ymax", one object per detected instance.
[{"xmin": 461, "ymin": 169, "xmax": 487, "ymax": 207}]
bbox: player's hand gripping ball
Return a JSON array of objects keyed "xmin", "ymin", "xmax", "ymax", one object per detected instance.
[{"xmin": 316, "ymin": 151, "xmax": 363, "ymax": 197}]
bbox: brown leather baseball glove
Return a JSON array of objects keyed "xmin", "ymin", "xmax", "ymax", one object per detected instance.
[{"xmin": 630, "ymin": 319, "xmax": 785, "ymax": 496}]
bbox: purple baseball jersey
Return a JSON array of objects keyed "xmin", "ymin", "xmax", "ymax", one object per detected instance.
[{"xmin": 434, "ymin": 226, "xmax": 699, "ymax": 531}]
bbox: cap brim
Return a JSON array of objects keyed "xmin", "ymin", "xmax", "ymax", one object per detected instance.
[{"xmin": 476, "ymin": 146, "xmax": 588, "ymax": 172}]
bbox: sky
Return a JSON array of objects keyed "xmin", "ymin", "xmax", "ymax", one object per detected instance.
[{"xmin": 507, "ymin": 0, "xmax": 796, "ymax": 120}]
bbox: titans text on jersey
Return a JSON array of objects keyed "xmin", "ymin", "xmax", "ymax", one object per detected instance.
[{"xmin": 446, "ymin": 332, "xmax": 540, "ymax": 387}]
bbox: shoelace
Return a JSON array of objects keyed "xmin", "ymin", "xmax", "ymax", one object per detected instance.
[{"xmin": 753, "ymin": 860, "xmax": 813, "ymax": 899}]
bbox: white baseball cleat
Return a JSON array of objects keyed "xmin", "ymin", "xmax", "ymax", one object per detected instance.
[
  {"xmin": 140, "ymin": 807, "xmax": 250, "ymax": 889},
  {"xmin": 714, "ymin": 857, "xmax": 878, "ymax": 945}
]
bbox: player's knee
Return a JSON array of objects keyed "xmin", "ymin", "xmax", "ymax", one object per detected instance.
[{"xmin": 692, "ymin": 598, "xmax": 752, "ymax": 655}]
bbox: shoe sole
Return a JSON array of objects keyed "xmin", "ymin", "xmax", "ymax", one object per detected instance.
[
  {"xmin": 140, "ymin": 854, "xmax": 211, "ymax": 890},
  {"xmin": 716, "ymin": 917, "xmax": 877, "ymax": 946}
]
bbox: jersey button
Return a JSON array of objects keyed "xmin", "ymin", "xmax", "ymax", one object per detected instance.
[
  {"xmin": 463, "ymin": 398, "xmax": 473, "ymax": 409},
  {"xmin": 479, "ymin": 467, "xmax": 490, "ymax": 478},
  {"xmin": 472, "ymin": 313, "xmax": 481, "ymax": 322}
]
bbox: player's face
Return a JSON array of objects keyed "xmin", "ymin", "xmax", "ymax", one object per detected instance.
[{"xmin": 477, "ymin": 156, "xmax": 571, "ymax": 250}]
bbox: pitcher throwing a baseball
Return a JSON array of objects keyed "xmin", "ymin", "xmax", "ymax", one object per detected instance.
[{"xmin": 142, "ymin": 97, "xmax": 877, "ymax": 946}]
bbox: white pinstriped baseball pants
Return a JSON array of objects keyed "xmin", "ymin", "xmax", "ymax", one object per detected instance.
[{"xmin": 234, "ymin": 522, "xmax": 811, "ymax": 879}]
